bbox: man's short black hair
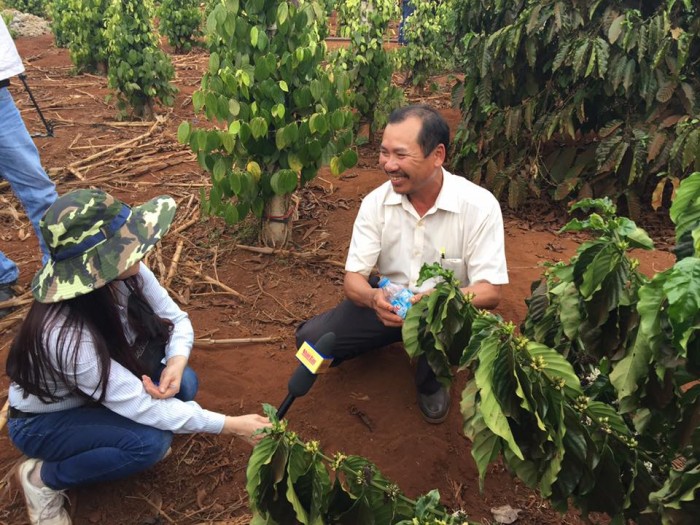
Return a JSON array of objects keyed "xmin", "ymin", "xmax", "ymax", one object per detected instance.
[{"xmin": 387, "ymin": 105, "xmax": 450, "ymax": 158}]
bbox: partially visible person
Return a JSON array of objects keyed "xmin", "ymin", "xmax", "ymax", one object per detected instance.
[
  {"xmin": 6, "ymin": 189, "xmax": 271, "ymax": 525},
  {"xmin": 296, "ymin": 104, "xmax": 508, "ymax": 424},
  {"xmin": 398, "ymin": 0, "xmax": 416, "ymax": 45},
  {"xmin": 0, "ymin": 16, "xmax": 58, "ymax": 318}
]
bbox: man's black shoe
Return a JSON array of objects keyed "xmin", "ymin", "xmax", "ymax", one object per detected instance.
[
  {"xmin": 0, "ymin": 281, "xmax": 17, "ymax": 319},
  {"xmin": 417, "ymin": 386, "xmax": 450, "ymax": 424}
]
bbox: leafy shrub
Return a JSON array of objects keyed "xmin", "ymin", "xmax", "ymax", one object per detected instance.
[
  {"xmin": 522, "ymin": 197, "xmax": 653, "ymax": 373},
  {"xmin": 501, "ymin": 185, "xmax": 699, "ymax": 522},
  {"xmin": 105, "ymin": 0, "xmax": 177, "ymax": 119},
  {"xmin": 396, "ymin": 0, "xmax": 455, "ymax": 90},
  {"xmin": 248, "ymin": 405, "xmax": 471, "ymax": 524},
  {"xmin": 46, "ymin": 0, "xmax": 74, "ymax": 48},
  {"xmin": 180, "ymin": 0, "xmax": 356, "ymax": 246},
  {"xmin": 331, "ymin": 0, "xmax": 404, "ymax": 137},
  {"xmin": 451, "ymin": 0, "xmax": 700, "ymax": 214},
  {"xmin": 1, "ymin": 11, "xmax": 16, "ymax": 38},
  {"xmin": 157, "ymin": 0, "xmax": 202, "ymax": 53},
  {"xmin": 4, "ymin": 0, "xmax": 45, "ymax": 17},
  {"xmin": 403, "ymin": 185, "xmax": 700, "ymax": 522},
  {"xmin": 57, "ymin": 0, "xmax": 109, "ymax": 73}
]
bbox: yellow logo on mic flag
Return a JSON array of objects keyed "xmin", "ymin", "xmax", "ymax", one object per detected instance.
[{"xmin": 296, "ymin": 341, "xmax": 333, "ymax": 374}]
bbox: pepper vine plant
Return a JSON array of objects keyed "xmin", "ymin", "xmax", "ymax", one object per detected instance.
[
  {"xmin": 3, "ymin": 0, "xmax": 45, "ymax": 17},
  {"xmin": 104, "ymin": 0, "xmax": 177, "ymax": 119},
  {"xmin": 50, "ymin": 0, "xmax": 109, "ymax": 73},
  {"xmin": 396, "ymin": 0, "xmax": 456, "ymax": 92},
  {"xmin": 331, "ymin": 0, "xmax": 404, "ymax": 140},
  {"xmin": 47, "ymin": 0, "xmax": 75, "ymax": 48},
  {"xmin": 179, "ymin": 0, "xmax": 356, "ymax": 247},
  {"xmin": 157, "ymin": 0, "xmax": 203, "ymax": 53}
]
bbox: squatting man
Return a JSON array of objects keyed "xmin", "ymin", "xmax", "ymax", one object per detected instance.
[{"xmin": 295, "ymin": 104, "xmax": 508, "ymax": 423}]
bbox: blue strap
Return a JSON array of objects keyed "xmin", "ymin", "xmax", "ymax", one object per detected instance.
[{"xmin": 53, "ymin": 205, "xmax": 132, "ymax": 262}]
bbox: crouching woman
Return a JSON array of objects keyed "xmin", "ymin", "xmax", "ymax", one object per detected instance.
[{"xmin": 5, "ymin": 189, "xmax": 271, "ymax": 525}]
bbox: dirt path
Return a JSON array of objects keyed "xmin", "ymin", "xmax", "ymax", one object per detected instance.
[{"xmin": 0, "ymin": 33, "xmax": 675, "ymax": 525}]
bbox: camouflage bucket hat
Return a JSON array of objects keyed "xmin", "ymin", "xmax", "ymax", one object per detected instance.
[{"xmin": 32, "ymin": 189, "xmax": 176, "ymax": 303}]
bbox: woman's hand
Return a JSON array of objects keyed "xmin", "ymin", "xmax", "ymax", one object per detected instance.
[
  {"xmin": 142, "ymin": 355, "xmax": 188, "ymax": 399},
  {"xmin": 222, "ymin": 414, "xmax": 273, "ymax": 445}
]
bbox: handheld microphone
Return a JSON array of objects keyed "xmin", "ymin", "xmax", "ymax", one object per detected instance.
[{"xmin": 276, "ymin": 332, "xmax": 336, "ymax": 419}]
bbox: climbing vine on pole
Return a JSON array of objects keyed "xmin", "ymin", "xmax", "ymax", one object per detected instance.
[
  {"xmin": 157, "ymin": 0, "xmax": 203, "ymax": 53},
  {"xmin": 179, "ymin": 0, "xmax": 356, "ymax": 247},
  {"xmin": 105, "ymin": 0, "xmax": 177, "ymax": 119},
  {"xmin": 52, "ymin": 0, "xmax": 109, "ymax": 73},
  {"xmin": 332, "ymin": 0, "xmax": 404, "ymax": 139}
]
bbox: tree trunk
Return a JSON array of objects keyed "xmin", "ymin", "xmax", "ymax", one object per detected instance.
[
  {"xmin": 139, "ymin": 99, "xmax": 155, "ymax": 121},
  {"xmin": 260, "ymin": 193, "xmax": 293, "ymax": 248}
]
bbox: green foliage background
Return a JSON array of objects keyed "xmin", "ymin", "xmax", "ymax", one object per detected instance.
[
  {"xmin": 331, "ymin": 0, "xmax": 404, "ymax": 136},
  {"xmin": 51, "ymin": 0, "xmax": 109, "ymax": 73},
  {"xmin": 3, "ymin": 0, "xmax": 45, "ymax": 17},
  {"xmin": 105, "ymin": 0, "xmax": 177, "ymax": 118},
  {"xmin": 450, "ymin": 0, "xmax": 699, "ymax": 214},
  {"xmin": 397, "ymin": 0, "xmax": 455, "ymax": 90},
  {"xmin": 157, "ymin": 0, "xmax": 202, "ymax": 53},
  {"xmin": 47, "ymin": 0, "xmax": 75, "ymax": 48}
]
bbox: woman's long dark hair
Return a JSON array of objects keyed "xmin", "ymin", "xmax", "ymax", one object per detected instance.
[{"xmin": 6, "ymin": 273, "xmax": 172, "ymax": 403}]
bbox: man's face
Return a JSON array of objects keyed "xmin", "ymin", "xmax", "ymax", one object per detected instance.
[{"xmin": 379, "ymin": 116, "xmax": 444, "ymax": 196}]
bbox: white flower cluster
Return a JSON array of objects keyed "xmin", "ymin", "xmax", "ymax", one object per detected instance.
[{"xmin": 584, "ymin": 367, "xmax": 601, "ymax": 384}]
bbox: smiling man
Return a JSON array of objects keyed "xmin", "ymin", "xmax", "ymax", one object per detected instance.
[{"xmin": 295, "ymin": 104, "xmax": 508, "ymax": 423}]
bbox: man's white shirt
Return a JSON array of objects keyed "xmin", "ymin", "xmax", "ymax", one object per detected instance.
[{"xmin": 345, "ymin": 168, "xmax": 509, "ymax": 292}]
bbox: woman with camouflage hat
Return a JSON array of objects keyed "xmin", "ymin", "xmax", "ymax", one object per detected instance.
[{"xmin": 5, "ymin": 189, "xmax": 271, "ymax": 525}]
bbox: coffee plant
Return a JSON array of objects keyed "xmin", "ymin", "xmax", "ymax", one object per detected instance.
[
  {"xmin": 451, "ymin": 0, "xmax": 700, "ymax": 214},
  {"xmin": 105, "ymin": 0, "xmax": 177, "ymax": 119},
  {"xmin": 248, "ymin": 405, "xmax": 477, "ymax": 524},
  {"xmin": 331, "ymin": 0, "xmax": 404, "ymax": 139},
  {"xmin": 403, "ymin": 263, "xmax": 478, "ymax": 388},
  {"xmin": 396, "ymin": 0, "xmax": 455, "ymax": 91},
  {"xmin": 157, "ymin": 0, "xmax": 202, "ymax": 53},
  {"xmin": 522, "ymin": 197, "xmax": 653, "ymax": 374},
  {"xmin": 460, "ymin": 181, "xmax": 699, "ymax": 522},
  {"xmin": 320, "ymin": 179, "xmax": 694, "ymax": 522},
  {"xmin": 179, "ymin": 0, "xmax": 356, "ymax": 247}
]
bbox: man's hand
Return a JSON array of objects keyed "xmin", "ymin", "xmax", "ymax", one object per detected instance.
[
  {"xmin": 410, "ymin": 289, "xmax": 433, "ymax": 305},
  {"xmin": 344, "ymin": 272, "xmax": 403, "ymax": 327},
  {"xmin": 142, "ymin": 355, "xmax": 188, "ymax": 399},
  {"xmin": 370, "ymin": 288, "xmax": 404, "ymax": 327}
]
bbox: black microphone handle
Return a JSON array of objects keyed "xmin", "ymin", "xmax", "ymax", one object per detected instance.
[{"xmin": 277, "ymin": 393, "xmax": 296, "ymax": 419}]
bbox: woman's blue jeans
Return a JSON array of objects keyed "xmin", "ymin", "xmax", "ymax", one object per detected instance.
[{"xmin": 8, "ymin": 366, "xmax": 199, "ymax": 490}]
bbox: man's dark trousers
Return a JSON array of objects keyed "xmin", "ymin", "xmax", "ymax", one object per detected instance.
[{"xmin": 295, "ymin": 298, "xmax": 442, "ymax": 394}]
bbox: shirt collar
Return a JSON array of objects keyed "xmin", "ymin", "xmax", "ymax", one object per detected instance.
[{"xmin": 383, "ymin": 168, "xmax": 460, "ymax": 213}]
